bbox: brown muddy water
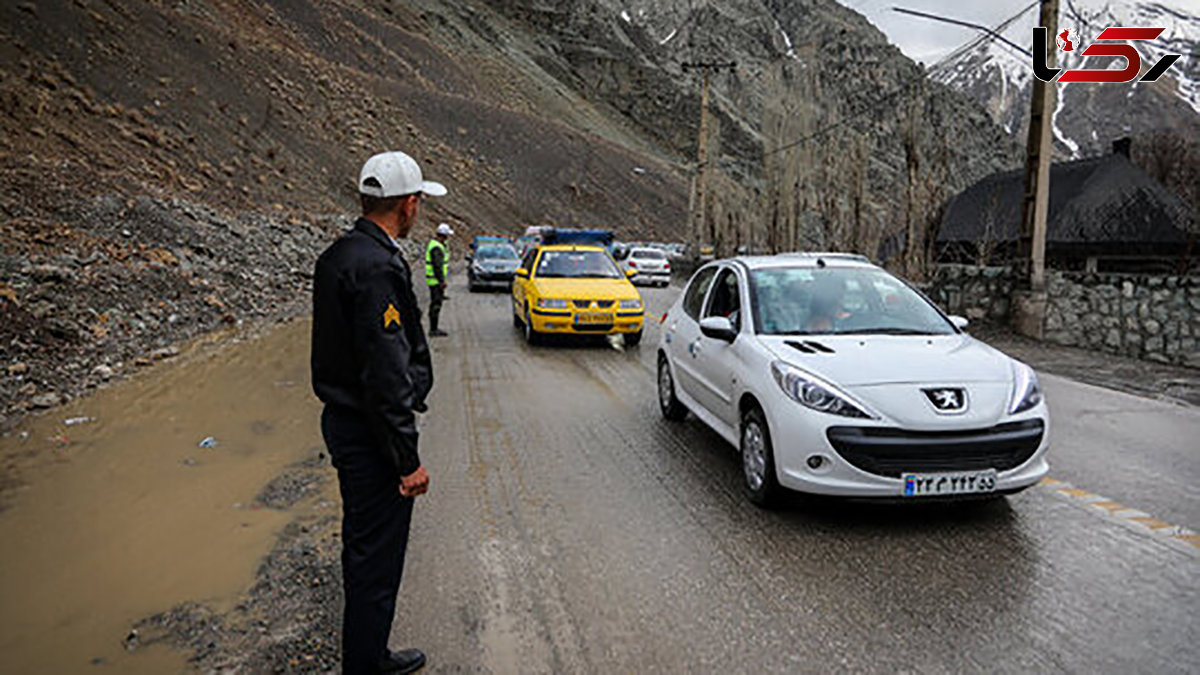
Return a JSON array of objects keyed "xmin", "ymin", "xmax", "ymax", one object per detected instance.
[{"xmin": 0, "ymin": 319, "xmax": 322, "ymax": 673}]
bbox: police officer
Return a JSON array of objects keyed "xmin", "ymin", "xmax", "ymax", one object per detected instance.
[
  {"xmin": 311, "ymin": 150, "xmax": 445, "ymax": 674},
  {"xmin": 425, "ymin": 223, "xmax": 453, "ymax": 336}
]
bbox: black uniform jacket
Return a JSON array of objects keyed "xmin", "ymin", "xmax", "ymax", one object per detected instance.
[{"xmin": 311, "ymin": 218, "xmax": 433, "ymax": 478}]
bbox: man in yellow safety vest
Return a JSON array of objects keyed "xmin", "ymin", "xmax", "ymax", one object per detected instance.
[{"xmin": 424, "ymin": 222, "xmax": 453, "ymax": 336}]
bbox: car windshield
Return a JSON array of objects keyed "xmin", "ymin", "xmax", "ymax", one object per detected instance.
[
  {"xmin": 535, "ymin": 249, "xmax": 621, "ymax": 279},
  {"xmin": 750, "ymin": 267, "xmax": 954, "ymax": 336},
  {"xmin": 476, "ymin": 245, "xmax": 519, "ymax": 260},
  {"xmin": 632, "ymin": 249, "xmax": 665, "ymax": 259}
]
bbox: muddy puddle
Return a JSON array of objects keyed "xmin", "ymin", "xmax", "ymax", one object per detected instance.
[{"xmin": 0, "ymin": 319, "xmax": 323, "ymax": 673}]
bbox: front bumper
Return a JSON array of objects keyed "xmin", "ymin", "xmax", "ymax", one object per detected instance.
[
  {"xmin": 763, "ymin": 397, "xmax": 1050, "ymax": 497},
  {"xmin": 529, "ymin": 307, "xmax": 644, "ymax": 334},
  {"xmin": 632, "ymin": 271, "xmax": 670, "ymax": 284}
]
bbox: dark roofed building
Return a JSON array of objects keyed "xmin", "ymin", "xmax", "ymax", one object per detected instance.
[{"xmin": 937, "ymin": 140, "xmax": 1195, "ymax": 273}]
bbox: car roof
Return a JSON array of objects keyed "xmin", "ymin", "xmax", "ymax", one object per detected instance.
[
  {"xmin": 714, "ymin": 253, "xmax": 878, "ymax": 271},
  {"xmin": 537, "ymin": 244, "xmax": 607, "ymax": 252}
]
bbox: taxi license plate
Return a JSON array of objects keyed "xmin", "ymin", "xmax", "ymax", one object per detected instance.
[
  {"xmin": 902, "ymin": 469, "xmax": 996, "ymax": 497},
  {"xmin": 575, "ymin": 312, "xmax": 612, "ymax": 324}
]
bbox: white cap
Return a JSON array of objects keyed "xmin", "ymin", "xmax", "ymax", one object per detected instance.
[
  {"xmin": 436, "ymin": 223, "xmax": 455, "ymax": 236},
  {"xmin": 359, "ymin": 151, "xmax": 447, "ymax": 198}
]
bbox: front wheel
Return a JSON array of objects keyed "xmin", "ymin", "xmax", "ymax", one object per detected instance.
[
  {"xmin": 741, "ymin": 406, "xmax": 783, "ymax": 508},
  {"xmin": 625, "ymin": 329, "xmax": 643, "ymax": 348},
  {"xmin": 523, "ymin": 307, "xmax": 542, "ymax": 346},
  {"xmin": 657, "ymin": 356, "xmax": 688, "ymax": 421}
]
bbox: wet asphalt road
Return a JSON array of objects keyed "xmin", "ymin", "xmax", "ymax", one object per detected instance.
[{"xmin": 393, "ymin": 279, "xmax": 1198, "ymax": 673}]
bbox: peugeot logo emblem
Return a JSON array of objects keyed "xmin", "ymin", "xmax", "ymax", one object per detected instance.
[{"xmin": 923, "ymin": 387, "xmax": 967, "ymax": 414}]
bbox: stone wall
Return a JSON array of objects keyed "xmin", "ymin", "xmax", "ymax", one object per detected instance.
[
  {"xmin": 919, "ymin": 264, "xmax": 1014, "ymax": 325},
  {"xmin": 1044, "ymin": 272, "xmax": 1199, "ymax": 367},
  {"xmin": 920, "ymin": 264, "xmax": 1199, "ymax": 368}
]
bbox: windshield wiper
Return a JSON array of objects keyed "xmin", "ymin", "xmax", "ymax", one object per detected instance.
[{"xmin": 831, "ymin": 327, "xmax": 942, "ymax": 336}]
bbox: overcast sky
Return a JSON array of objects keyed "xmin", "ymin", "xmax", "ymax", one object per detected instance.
[{"xmin": 838, "ymin": 0, "xmax": 1042, "ymax": 64}]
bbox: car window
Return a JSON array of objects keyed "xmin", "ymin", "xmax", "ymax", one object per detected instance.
[
  {"xmin": 477, "ymin": 245, "xmax": 520, "ymax": 260},
  {"xmin": 682, "ymin": 266, "xmax": 717, "ymax": 320},
  {"xmin": 521, "ymin": 248, "xmax": 538, "ymax": 271},
  {"xmin": 534, "ymin": 249, "xmax": 621, "ymax": 279},
  {"xmin": 704, "ymin": 268, "xmax": 741, "ymax": 330},
  {"xmin": 633, "ymin": 249, "xmax": 665, "ymax": 260}
]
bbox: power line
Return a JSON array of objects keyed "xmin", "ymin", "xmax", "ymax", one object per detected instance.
[
  {"xmin": 892, "ymin": 6, "xmax": 1032, "ymax": 58},
  {"xmin": 763, "ymin": 2, "xmax": 1040, "ymax": 158},
  {"xmin": 932, "ymin": 2, "xmax": 1039, "ymax": 71}
]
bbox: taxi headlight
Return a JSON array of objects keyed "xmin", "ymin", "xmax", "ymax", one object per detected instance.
[
  {"xmin": 1009, "ymin": 361, "xmax": 1043, "ymax": 414},
  {"xmin": 537, "ymin": 298, "xmax": 569, "ymax": 309},
  {"xmin": 770, "ymin": 361, "xmax": 873, "ymax": 419},
  {"xmin": 619, "ymin": 299, "xmax": 642, "ymax": 310}
]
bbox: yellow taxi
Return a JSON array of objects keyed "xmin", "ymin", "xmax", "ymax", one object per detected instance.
[{"xmin": 512, "ymin": 245, "xmax": 645, "ymax": 345}]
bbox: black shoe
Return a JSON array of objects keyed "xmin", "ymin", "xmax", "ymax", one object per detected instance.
[
  {"xmin": 378, "ymin": 648, "xmax": 426, "ymax": 673},
  {"xmin": 429, "ymin": 329, "xmax": 448, "ymax": 337}
]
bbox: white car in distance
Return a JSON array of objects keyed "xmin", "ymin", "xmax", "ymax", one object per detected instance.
[
  {"xmin": 625, "ymin": 247, "xmax": 672, "ymax": 287},
  {"xmin": 656, "ymin": 254, "xmax": 1049, "ymax": 506}
]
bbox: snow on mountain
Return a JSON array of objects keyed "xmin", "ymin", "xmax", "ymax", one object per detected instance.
[{"xmin": 930, "ymin": 0, "xmax": 1200, "ymax": 158}]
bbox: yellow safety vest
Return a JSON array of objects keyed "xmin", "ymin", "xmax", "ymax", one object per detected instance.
[{"xmin": 425, "ymin": 239, "xmax": 448, "ymax": 286}]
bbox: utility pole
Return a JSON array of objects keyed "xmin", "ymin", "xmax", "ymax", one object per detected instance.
[
  {"xmin": 682, "ymin": 61, "xmax": 735, "ymax": 260},
  {"xmin": 1014, "ymin": 0, "xmax": 1058, "ymax": 338}
]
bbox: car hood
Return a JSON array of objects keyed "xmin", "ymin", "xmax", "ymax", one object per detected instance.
[
  {"xmin": 758, "ymin": 334, "xmax": 1014, "ymax": 386},
  {"xmin": 531, "ymin": 277, "xmax": 638, "ymax": 300},
  {"xmin": 478, "ymin": 260, "xmax": 519, "ymax": 270}
]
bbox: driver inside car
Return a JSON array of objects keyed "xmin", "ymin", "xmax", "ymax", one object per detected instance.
[{"xmin": 806, "ymin": 276, "xmax": 850, "ymax": 333}]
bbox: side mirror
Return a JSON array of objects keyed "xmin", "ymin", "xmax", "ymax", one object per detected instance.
[
  {"xmin": 465, "ymin": 253, "xmax": 473, "ymax": 262},
  {"xmin": 949, "ymin": 315, "xmax": 969, "ymax": 330},
  {"xmin": 514, "ymin": 268, "xmax": 529, "ymax": 279},
  {"xmin": 699, "ymin": 316, "xmax": 737, "ymax": 343},
  {"xmin": 626, "ymin": 268, "xmax": 638, "ymax": 278}
]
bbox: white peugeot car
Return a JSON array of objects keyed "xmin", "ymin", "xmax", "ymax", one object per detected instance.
[{"xmin": 656, "ymin": 254, "xmax": 1049, "ymax": 506}]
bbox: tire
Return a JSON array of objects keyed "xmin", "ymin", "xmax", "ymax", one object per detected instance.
[
  {"xmin": 741, "ymin": 406, "xmax": 783, "ymax": 508},
  {"xmin": 625, "ymin": 329, "xmax": 643, "ymax": 348},
  {"xmin": 513, "ymin": 307, "xmax": 523, "ymax": 329},
  {"xmin": 468, "ymin": 279, "xmax": 478, "ymax": 293},
  {"xmin": 657, "ymin": 355, "xmax": 688, "ymax": 421},
  {"xmin": 523, "ymin": 306, "xmax": 542, "ymax": 346}
]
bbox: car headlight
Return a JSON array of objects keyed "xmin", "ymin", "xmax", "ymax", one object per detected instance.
[
  {"xmin": 770, "ymin": 361, "xmax": 873, "ymax": 418},
  {"xmin": 537, "ymin": 298, "xmax": 568, "ymax": 309},
  {"xmin": 471, "ymin": 262, "xmax": 485, "ymax": 273},
  {"xmin": 619, "ymin": 299, "xmax": 642, "ymax": 309},
  {"xmin": 1009, "ymin": 361, "xmax": 1043, "ymax": 414}
]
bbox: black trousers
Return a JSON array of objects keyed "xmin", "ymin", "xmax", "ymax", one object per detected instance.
[
  {"xmin": 321, "ymin": 405, "xmax": 415, "ymax": 675},
  {"xmin": 428, "ymin": 283, "xmax": 444, "ymax": 332}
]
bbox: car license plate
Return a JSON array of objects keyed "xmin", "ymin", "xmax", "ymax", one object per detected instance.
[
  {"xmin": 901, "ymin": 469, "xmax": 996, "ymax": 497},
  {"xmin": 575, "ymin": 312, "xmax": 612, "ymax": 324}
]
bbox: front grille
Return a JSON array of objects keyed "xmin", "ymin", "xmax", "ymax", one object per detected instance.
[
  {"xmin": 595, "ymin": 300, "xmax": 615, "ymax": 308},
  {"xmin": 571, "ymin": 299, "xmax": 615, "ymax": 309},
  {"xmin": 572, "ymin": 300, "xmax": 592, "ymax": 309},
  {"xmin": 826, "ymin": 420, "xmax": 1044, "ymax": 478}
]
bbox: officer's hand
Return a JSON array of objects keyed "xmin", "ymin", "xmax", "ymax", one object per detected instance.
[{"xmin": 400, "ymin": 466, "xmax": 430, "ymax": 497}]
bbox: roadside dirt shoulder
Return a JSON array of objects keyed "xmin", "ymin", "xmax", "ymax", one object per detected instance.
[{"xmin": 975, "ymin": 326, "xmax": 1200, "ymax": 407}]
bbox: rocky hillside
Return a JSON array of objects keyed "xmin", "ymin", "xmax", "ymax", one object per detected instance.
[
  {"xmin": 931, "ymin": 0, "xmax": 1200, "ymax": 159},
  {"xmin": 0, "ymin": 0, "xmax": 1018, "ymax": 423},
  {"xmin": 476, "ymin": 0, "xmax": 1019, "ymax": 258}
]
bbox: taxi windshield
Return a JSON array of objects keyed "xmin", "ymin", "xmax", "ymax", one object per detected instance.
[
  {"xmin": 751, "ymin": 267, "xmax": 954, "ymax": 336},
  {"xmin": 535, "ymin": 250, "xmax": 621, "ymax": 279}
]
